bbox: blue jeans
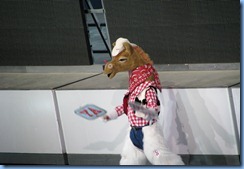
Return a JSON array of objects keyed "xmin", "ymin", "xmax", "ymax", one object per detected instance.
[{"xmin": 130, "ymin": 127, "xmax": 144, "ymax": 150}]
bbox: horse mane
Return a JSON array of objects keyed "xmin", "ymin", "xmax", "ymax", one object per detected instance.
[{"xmin": 133, "ymin": 46, "xmax": 153, "ymax": 65}]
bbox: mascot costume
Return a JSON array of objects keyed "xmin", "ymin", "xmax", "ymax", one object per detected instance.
[{"xmin": 103, "ymin": 37, "xmax": 184, "ymax": 165}]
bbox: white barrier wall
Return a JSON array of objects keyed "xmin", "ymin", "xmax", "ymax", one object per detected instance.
[
  {"xmin": 0, "ymin": 91, "xmax": 62, "ymax": 153},
  {"xmin": 159, "ymin": 88, "xmax": 238, "ymax": 155},
  {"xmin": 0, "ymin": 88, "xmax": 240, "ymax": 156},
  {"xmin": 56, "ymin": 90, "xmax": 128, "ymax": 154},
  {"xmin": 231, "ymin": 88, "xmax": 240, "ymax": 138},
  {"xmin": 57, "ymin": 88, "xmax": 239, "ymax": 155}
]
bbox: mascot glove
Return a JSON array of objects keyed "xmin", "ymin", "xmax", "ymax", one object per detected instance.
[{"xmin": 103, "ymin": 111, "xmax": 118, "ymax": 122}]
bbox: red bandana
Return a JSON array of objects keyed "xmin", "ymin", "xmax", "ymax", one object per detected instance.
[{"xmin": 129, "ymin": 64, "xmax": 162, "ymax": 92}]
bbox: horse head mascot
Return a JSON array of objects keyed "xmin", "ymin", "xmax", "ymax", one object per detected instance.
[{"xmin": 103, "ymin": 37, "xmax": 184, "ymax": 165}]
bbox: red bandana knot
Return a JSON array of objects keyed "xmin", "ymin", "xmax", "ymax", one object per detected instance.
[{"xmin": 129, "ymin": 64, "xmax": 162, "ymax": 92}]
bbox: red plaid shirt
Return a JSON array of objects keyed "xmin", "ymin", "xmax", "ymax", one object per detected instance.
[{"xmin": 115, "ymin": 81, "xmax": 160, "ymax": 127}]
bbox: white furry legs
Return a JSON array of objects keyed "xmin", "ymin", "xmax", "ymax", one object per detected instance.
[
  {"xmin": 120, "ymin": 131, "xmax": 147, "ymax": 165},
  {"xmin": 143, "ymin": 123, "xmax": 184, "ymax": 165},
  {"xmin": 120, "ymin": 123, "xmax": 184, "ymax": 165}
]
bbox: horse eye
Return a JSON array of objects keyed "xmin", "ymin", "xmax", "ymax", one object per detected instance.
[{"xmin": 119, "ymin": 58, "xmax": 127, "ymax": 62}]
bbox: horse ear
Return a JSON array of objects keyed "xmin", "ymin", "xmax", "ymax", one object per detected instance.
[{"xmin": 123, "ymin": 42, "xmax": 133, "ymax": 55}]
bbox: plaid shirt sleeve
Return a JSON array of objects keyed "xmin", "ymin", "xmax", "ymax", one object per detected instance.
[
  {"xmin": 115, "ymin": 105, "xmax": 124, "ymax": 116},
  {"xmin": 145, "ymin": 88, "xmax": 160, "ymax": 112},
  {"xmin": 115, "ymin": 91, "xmax": 130, "ymax": 117}
]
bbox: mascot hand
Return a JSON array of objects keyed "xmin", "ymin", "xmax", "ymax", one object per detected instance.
[
  {"xmin": 102, "ymin": 111, "xmax": 118, "ymax": 122},
  {"xmin": 103, "ymin": 115, "xmax": 111, "ymax": 122}
]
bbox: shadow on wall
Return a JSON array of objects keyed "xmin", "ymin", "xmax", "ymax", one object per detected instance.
[
  {"xmin": 83, "ymin": 90, "xmax": 128, "ymax": 152},
  {"xmin": 83, "ymin": 124, "xmax": 128, "ymax": 152},
  {"xmin": 159, "ymin": 88, "xmax": 190, "ymax": 154},
  {"xmin": 159, "ymin": 89, "xmax": 236, "ymax": 164}
]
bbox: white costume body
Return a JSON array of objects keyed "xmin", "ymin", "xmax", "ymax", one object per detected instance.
[
  {"xmin": 120, "ymin": 123, "xmax": 184, "ymax": 165},
  {"xmin": 118, "ymin": 88, "xmax": 184, "ymax": 165}
]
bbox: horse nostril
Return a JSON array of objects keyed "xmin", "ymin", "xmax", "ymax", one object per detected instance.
[{"xmin": 108, "ymin": 64, "xmax": 113, "ymax": 69}]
